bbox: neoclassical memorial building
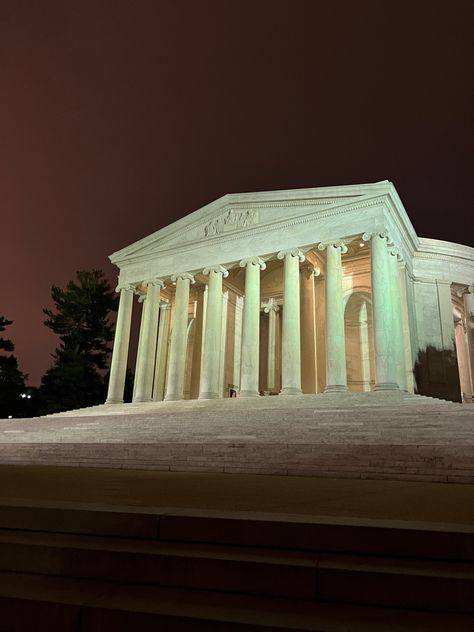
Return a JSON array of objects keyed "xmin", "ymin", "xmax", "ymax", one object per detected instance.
[{"xmin": 105, "ymin": 181, "xmax": 474, "ymax": 405}]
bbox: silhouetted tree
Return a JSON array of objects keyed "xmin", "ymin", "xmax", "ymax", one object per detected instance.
[
  {"xmin": 0, "ymin": 317, "xmax": 14, "ymax": 353},
  {"xmin": 39, "ymin": 270, "xmax": 118, "ymax": 414},
  {"xmin": 40, "ymin": 349, "xmax": 106, "ymax": 414},
  {"xmin": 0, "ymin": 317, "xmax": 27, "ymax": 419},
  {"xmin": 43, "ymin": 270, "xmax": 118, "ymax": 369}
]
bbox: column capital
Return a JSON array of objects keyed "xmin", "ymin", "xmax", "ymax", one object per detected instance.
[
  {"xmin": 277, "ymin": 248, "xmax": 305, "ymax": 262},
  {"xmin": 134, "ymin": 286, "xmax": 147, "ymax": 302},
  {"xmin": 115, "ymin": 283, "xmax": 135, "ymax": 293},
  {"xmin": 143, "ymin": 278, "xmax": 166, "ymax": 289},
  {"xmin": 300, "ymin": 263, "xmax": 321, "ymax": 279},
  {"xmin": 362, "ymin": 229, "xmax": 390, "ymax": 242},
  {"xmin": 133, "ymin": 279, "xmax": 165, "ymax": 300},
  {"xmin": 457, "ymin": 284, "xmax": 474, "ymax": 298},
  {"xmin": 171, "ymin": 272, "xmax": 195, "ymax": 284},
  {"xmin": 239, "ymin": 256, "xmax": 266, "ymax": 270},
  {"xmin": 459, "ymin": 286, "xmax": 474, "ymax": 322},
  {"xmin": 388, "ymin": 246, "xmax": 403, "ymax": 261},
  {"xmin": 262, "ymin": 297, "xmax": 280, "ymax": 313},
  {"xmin": 203, "ymin": 264, "xmax": 229, "ymax": 278},
  {"xmin": 318, "ymin": 240, "xmax": 348, "ymax": 254}
]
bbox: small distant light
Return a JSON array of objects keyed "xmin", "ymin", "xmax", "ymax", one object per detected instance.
[
  {"xmin": 20, "ymin": 393, "xmax": 27, "ymax": 398},
  {"xmin": 27, "ymin": 395, "xmax": 32, "ymax": 399},
  {"xmin": 359, "ymin": 242, "xmax": 365, "ymax": 247},
  {"xmin": 8, "ymin": 415, "xmax": 12, "ymax": 419}
]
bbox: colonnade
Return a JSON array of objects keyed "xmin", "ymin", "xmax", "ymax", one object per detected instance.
[{"xmin": 106, "ymin": 232, "xmax": 408, "ymax": 404}]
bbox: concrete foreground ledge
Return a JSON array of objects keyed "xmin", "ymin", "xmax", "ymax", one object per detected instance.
[{"xmin": 2, "ymin": 465, "xmax": 474, "ymax": 525}]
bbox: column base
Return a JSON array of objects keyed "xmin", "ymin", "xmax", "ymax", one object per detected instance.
[
  {"xmin": 239, "ymin": 390, "xmax": 260, "ymax": 398},
  {"xmin": 198, "ymin": 392, "xmax": 220, "ymax": 400},
  {"xmin": 280, "ymin": 387, "xmax": 302, "ymax": 395},
  {"xmin": 164, "ymin": 393, "xmax": 183, "ymax": 401},
  {"xmin": 105, "ymin": 398, "xmax": 124, "ymax": 405},
  {"xmin": 324, "ymin": 385, "xmax": 348, "ymax": 393},
  {"xmin": 373, "ymin": 383, "xmax": 399, "ymax": 391},
  {"xmin": 132, "ymin": 397, "xmax": 153, "ymax": 403}
]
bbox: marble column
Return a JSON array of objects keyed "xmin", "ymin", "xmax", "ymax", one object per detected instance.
[
  {"xmin": 232, "ymin": 295, "xmax": 244, "ymax": 392},
  {"xmin": 277, "ymin": 249, "xmax": 305, "ymax": 395},
  {"xmin": 239, "ymin": 257, "xmax": 266, "ymax": 397},
  {"xmin": 300, "ymin": 264, "xmax": 319, "ymax": 394},
  {"xmin": 133, "ymin": 279, "xmax": 164, "ymax": 402},
  {"xmin": 388, "ymin": 248, "xmax": 407, "ymax": 390},
  {"xmin": 218, "ymin": 291, "xmax": 229, "ymax": 396},
  {"xmin": 189, "ymin": 287, "xmax": 205, "ymax": 399},
  {"xmin": 398, "ymin": 264, "xmax": 415, "ymax": 393},
  {"xmin": 363, "ymin": 231, "xmax": 398, "ymax": 390},
  {"xmin": 454, "ymin": 317, "xmax": 472, "ymax": 402},
  {"xmin": 359, "ymin": 301, "xmax": 372, "ymax": 391},
  {"xmin": 199, "ymin": 265, "xmax": 228, "ymax": 399},
  {"xmin": 165, "ymin": 273, "xmax": 195, "ymax": 401},
  {"xmin": 318, "ymin": 240, "xmax": 348, "ymax": 392},
  {"xmin": 152, "ymin": 302, "xmax": 171, "ymax": 401},
  {"xmin": 132, "ymin": 291, "xmax": 147, "ymax": 400},
  {"xmin": 263, "ymin": 298, "xmax": 279, "ymax": 393},
  {"xmin": 462, "ymin": 287, "xmax": 474, "ymax": 397},
  {"xmin": 314, "ymin": 271, "xmax": 326, "ymax": 392},
  {"xmin": 106, "ymin": 284, "xmax": 135, "ymax": 404}
]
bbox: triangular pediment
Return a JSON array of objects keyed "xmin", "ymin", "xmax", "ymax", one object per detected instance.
[{"xmin": 110, "ymin": 181, "xmax": 395, "ymax": 265}]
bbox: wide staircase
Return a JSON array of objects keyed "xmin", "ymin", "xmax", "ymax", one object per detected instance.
[
  {"xmin": 1, "ymin": 392, "xmax": 472, "ymax": 483},
  {"xmin": 0, "ymin": 501, "xmax": 472, "ymax": 630}
]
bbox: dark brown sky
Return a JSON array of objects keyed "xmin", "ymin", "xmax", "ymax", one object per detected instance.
[{"xmin": 1, "ymin": 0, "xmax": 472, "ymax": 385}]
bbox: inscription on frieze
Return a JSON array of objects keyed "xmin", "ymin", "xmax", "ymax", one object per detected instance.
[{"xmin": 204, "ymin": 208, "xmax": 258, "ymax": 237}]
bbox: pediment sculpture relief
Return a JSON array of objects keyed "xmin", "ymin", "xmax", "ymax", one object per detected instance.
[{"xmin": 204, "ymin": 208, "xmax": 258, "ymax": 237}]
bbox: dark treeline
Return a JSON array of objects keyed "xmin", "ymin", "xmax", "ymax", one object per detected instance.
[{"xmin": 0, "ymin": 270, "xmax": 133, "ymax": 419}]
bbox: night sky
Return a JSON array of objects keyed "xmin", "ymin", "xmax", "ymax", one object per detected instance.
[{"xmin": 1, "ymin": 1, "xmax": 472, "ymax": 386}]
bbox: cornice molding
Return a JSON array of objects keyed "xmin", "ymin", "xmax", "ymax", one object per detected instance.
[{"xmin": 414, "ymin": 251, "xmax": 474, "ymax": 264}]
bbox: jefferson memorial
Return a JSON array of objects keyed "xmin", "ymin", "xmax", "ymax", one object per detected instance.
[{"xmin": 105, "ymin": 181, "xmax": 474, "ymax": 405}]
